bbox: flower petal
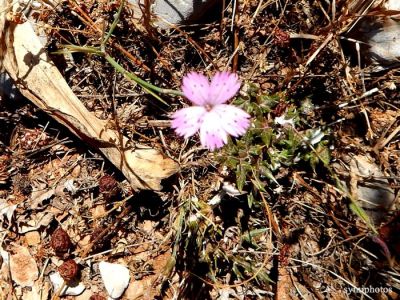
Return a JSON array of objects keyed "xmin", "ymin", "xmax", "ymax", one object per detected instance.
[
  {"xmin": 182, "ymin": 72, "xmax": 210, "ymax": 105},
  {"xmin": 199, "ymin": 111, "xmax": 228, "ymax": 151},
  {"xmin": 209, "ymin": 71, "xmax": 241, "ymax": 105},
  {"xmin": 212, "ymin": 104, "xmax": 250, "ymax": 137},
  {"xmin": 171, "ymin": 106, "xmax": 206, "ymax": 138}
]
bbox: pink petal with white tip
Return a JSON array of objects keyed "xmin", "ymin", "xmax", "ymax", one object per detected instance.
[
  {"xmin": 182, "ymin": 72, "xmax": 210, "ymax": 106},
  {"xmin": 171, "ymin": 106, "xmax": 206, "ymax": 138},
  {"xmin": 209, "ymin": 72, "xmax": 241, "ymax": 105},
  {"xmin": 213, "ymin": 104, "xmax": 251, "ymax": 137},
  {"xmin": 199, "ymin": 111, "xmax": 228, "ymax": 151}
]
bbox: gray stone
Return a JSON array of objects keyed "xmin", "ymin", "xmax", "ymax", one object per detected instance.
[
  {"xmin": 127, "ymin": 0, "xmax": 218, "ymax": 28},
  {"xmin": 349, "ymin": 155, "xmax": 395, "ymax": 224},
  {"xmin": 359, "ymin": 18, "xmax": 400, "ymax": 70},
  {"xmin": 344, "ymin": 1, "xmax": 400, "ymax": 72}
]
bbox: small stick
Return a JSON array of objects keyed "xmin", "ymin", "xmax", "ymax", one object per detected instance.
[
  {"xmin": 305, "ymin": 32, "xmax": 333, "ymax": 67},
  {"xmin": 374, "ymin": 123, "xmax": 400, "ymax": 151},
  {"xmin": 338, "ymin": 88, "xmax": 379, "ymax": 108}
]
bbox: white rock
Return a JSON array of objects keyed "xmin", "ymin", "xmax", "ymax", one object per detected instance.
[
  {"xmin": 49, "ymin": 272, "xmax": 85, "ymax": 296},
  {"xmin": 99, "ymin": 262, "xmax": 130, "ymax": 299}
]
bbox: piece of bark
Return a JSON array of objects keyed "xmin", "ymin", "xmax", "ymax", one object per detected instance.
[{"xmin": 0, "ymin": 1, "xmax": 179, "ymax": 190}]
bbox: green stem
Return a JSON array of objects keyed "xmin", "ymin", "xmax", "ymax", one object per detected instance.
[
  {"xmin": 104, "ymin": 55, "xmax": 183, "ymax": 96},
  {"xmin": 55, "ymin": 45, "xmax": 183, "ymax": 102},
  {"xmin": 101, "ymin": 0, "xmax": 125, "ymax": 52},
  {"xmin": 54, "ymin": 2, "xmax": 184, "ymax": 101},
  {"xmin": 53, "ymin": 45, "xmax": 103, "ymax": 55}
]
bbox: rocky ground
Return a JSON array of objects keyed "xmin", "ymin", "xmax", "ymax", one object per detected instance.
[{"xmin": 0, "ymin": 0, "xmax": 399, "ymax": 299}]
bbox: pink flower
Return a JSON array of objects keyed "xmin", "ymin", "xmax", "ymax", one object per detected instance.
[{"xmin": 171, "ymin": 71, "xmax": 251, "ymax": 150}]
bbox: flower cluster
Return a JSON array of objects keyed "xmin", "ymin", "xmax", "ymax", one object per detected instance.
[{"xmin": 172, "ymin": 71, "xmax": 250, "ymax": 150}]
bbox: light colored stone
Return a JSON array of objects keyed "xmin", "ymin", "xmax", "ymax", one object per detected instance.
[
  {"xmin": 127, "ymin": 0, "xmax": 218, "ymax": 28},
  {"xmin": 99, "ymin": 261, "xmax": 130, "ymax": 299},
  {"xmin": 349, "ymin": 155, "xmax": 395, "ymax": 223}
]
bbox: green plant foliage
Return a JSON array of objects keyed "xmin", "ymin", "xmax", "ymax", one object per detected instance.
[
  {"xmin": 219, "ymin": 84, "xmax": 331, "ymax": 194},
  {"xmin": 173, "ymin": 85, "xmax": 333, "ymax": 290}
]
